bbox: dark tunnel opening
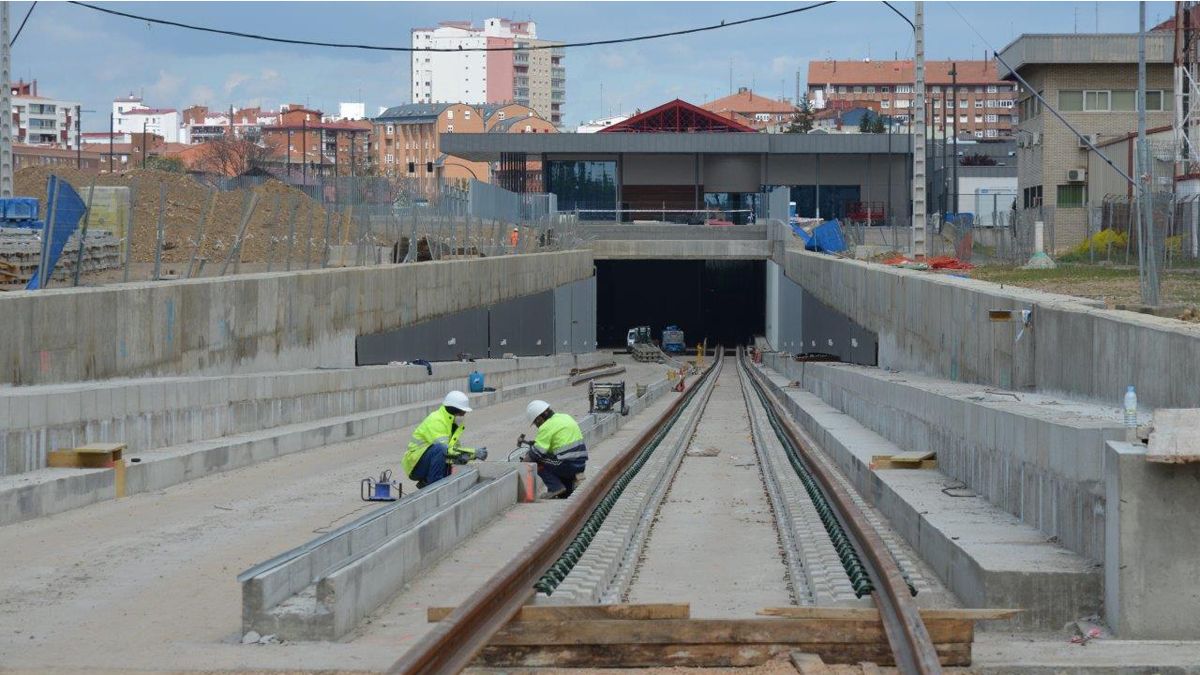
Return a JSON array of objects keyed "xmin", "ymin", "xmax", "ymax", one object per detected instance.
[{"xmin": 595, "ymin": 260, "xmax": 766, "ymax": 350}]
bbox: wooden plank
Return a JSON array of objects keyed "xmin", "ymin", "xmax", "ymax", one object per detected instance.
[
  {"xmin": 474, "ymin": 642, "xmax": 972, "ymax": 668},
  {"xmin": 485, "ymin": 618, "xmax": 972, "ymax": 646},
  {"xmin": 75, "ymin": 443, "xmax": 127, "ymax": 454},
  {"xmin": 426, "ymin": 603, "xmax": 690, "ymax": 623},
  {"xmin": 889, "ymin": 451, "xmax": 935, "ymax": 463},
  {"xmin": 869, "ymin": 455, "xmax": 938, "ymax": 470},
  {"xmin": 758, "ymin": 607, "xmax": 1021, "ymax": 621}
]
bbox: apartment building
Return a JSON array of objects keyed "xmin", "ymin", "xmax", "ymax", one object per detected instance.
[
  {"xmin": 258, "ymin": 105, "xmax": 372, "ymax": 177},
  {"xmin": 998, "ymin": 32, "xmax": 1173, "ymax": 250},
  {"xmin": 112, "ymin": 93, "xmax": 180, "ymax": 143},
  {"xmin": 807, "ymin": 60, "xmax": 1018, "ymax": 140},
  {"xmin": 9, "ymin": 80, "xmax": 79, "ymax": 149},
  {"xmin": 180, "ymin": 105, "xmax": 279, "ymax": 144},
  {"xmin": 411, "ymin": 18, "xmax": 565, "ymax": 127}
]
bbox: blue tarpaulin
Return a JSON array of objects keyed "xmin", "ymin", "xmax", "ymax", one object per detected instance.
[
  {"xmin": 791, "ymin": 219, "xmax": 848, "ymax": 254},
  {"xmin": 26, "ymin": 176, "xmax": 87, "ymax": 290}
]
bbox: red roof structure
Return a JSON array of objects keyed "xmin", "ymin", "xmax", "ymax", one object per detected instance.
[{"xmin": 600, "ymin": 99, "xmax": 755, "ymax": 133}]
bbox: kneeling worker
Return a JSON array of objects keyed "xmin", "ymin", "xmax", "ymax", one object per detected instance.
[
  {"xmin": 521, "ymin": 400, "xmax": 587, "ymax": 499},
  {"xmin": 404, "ymin": 391, "xmax": 487, "ymax": 488}
]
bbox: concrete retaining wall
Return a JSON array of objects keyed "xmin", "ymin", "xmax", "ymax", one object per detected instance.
[
  {"xmin": 0, "ymin": 250, "xmax": 593, "ymax": 386},
  {"xmin": 765, "ymin": 356, "xmax": 1125, "ymax": 563},
  {"xmin": 777, "ymin": 248, "xmax": 1200, "ymax": 410},
  {"xmin": 1, "ymin": 353, "xmax": 602, "ymax": 476}
]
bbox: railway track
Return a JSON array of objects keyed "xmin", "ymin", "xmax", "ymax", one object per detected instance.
[{"xmin": 389, "ymin": 347, "xmax": 945, "ymax": 674}]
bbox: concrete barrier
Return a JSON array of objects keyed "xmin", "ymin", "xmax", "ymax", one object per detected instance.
[
  {"xmin": 0, "ymin": 362, "xmax": 591, "ymax": 527},
  {"xmin": 777, "ymin": 248, "xmax": 1200, "ymax": 410},
  {"xmin": 1, "ymin": 353, "xmax": 603, "ymax": 477},
  {"xmin": 240, "ymin": 466, "xmax": 518, "ymax": 641},
  {"xmin": 755, "ymin": 362, "xmax": 1100, "ymax": 631},
  {"xmin": 765, "ymin": 356, "xmax": 1126, "ymax": 564},
  {"xmin": 0, "ymin": 250, "xmax": 593, "ymax": 386}
]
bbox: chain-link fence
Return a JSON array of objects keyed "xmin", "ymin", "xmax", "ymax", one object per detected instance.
[
  {"xmin": 181, "ymin": 171, "xmax": 580, "ymax": 270},
  {"xmin": 1085, "ymin": 192, "xmax": 1200, "ymax": 267}
]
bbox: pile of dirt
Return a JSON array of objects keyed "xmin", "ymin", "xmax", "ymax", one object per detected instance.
[{"xmin": 15, "ymin": 167, "xmax": 350, "ymax": 265}]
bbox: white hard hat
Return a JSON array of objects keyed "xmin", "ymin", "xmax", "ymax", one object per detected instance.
[
  {"xmin": 526, "ymin": 400, "xmax": 551, "ymax": 425},
  {"xmin": 443, "ymin": 390, "xmax": 472, "ymax": 412}
]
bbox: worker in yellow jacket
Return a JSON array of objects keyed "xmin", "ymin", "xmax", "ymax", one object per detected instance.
[
  {"xmin": 519, "ymin": 400, "xmax": 587, "ymax": 499},
  {"xmin": 403, "ymin": 391, "xmax": 487, "ymax": 488}
]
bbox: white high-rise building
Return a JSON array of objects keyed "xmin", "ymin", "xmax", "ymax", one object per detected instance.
[{"xmin": 410, "ymin": 18, "xmax": 564, "ymax": 127}]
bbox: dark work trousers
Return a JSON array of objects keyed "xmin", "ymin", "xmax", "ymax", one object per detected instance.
[
  {"xmin": 537, "ymin": 456, "xmax": 587, "ymax": 497},
  {"xmin": 410, "ymin": 442, "xmax": 450, "ymax": 488}
]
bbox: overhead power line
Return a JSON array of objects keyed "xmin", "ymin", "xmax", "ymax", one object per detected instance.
[
  {"xmin": 68, "ymin": 1, "xmax": 835, "ymax": 53},
  {"xmin": 11, "ymin": 2, "xmax": 36, "ymax": 47}
]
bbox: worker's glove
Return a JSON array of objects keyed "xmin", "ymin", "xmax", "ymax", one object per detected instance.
[
  {"xmin": 449, "ymin": 453, "xmax": 471, "ymax": 465},
  {"xmin": 517, "ymin": 433, "xmax": 528, "ymax": 447},
  {"xmin": 475, "ymin": 447, "xmax": 488, "ymax": 461}
]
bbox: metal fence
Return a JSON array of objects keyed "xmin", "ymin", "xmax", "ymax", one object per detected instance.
[{"xmin": 1086, "ymin": 193, "xmax": 1200, "ymax": 266}]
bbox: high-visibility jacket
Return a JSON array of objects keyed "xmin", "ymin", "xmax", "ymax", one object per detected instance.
[
  {"xmin": 509, "ymin": 230, "xmax": 519, "ymax": 246},
  {"xmin": 533, "ymin": 412, "xmax": 587, "ymax": 463},
  {"xmin": 403, "ymin": 406, "xmax": 474, "ymax": 477}
]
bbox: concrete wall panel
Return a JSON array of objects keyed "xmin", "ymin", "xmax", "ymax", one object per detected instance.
[
  {"xmin": 779, "ymin": 248, "xmax": 1200, "ymax": 409},
  {"xmin": 0, "ymin": 250, "xmax": 593, "ymax": 386},
  {"xmin": 489, "ymin": 291, "xmax": 555, "ymax": 356},
  {"xmin": 621, "ymin": 154, "xmax": 698, "ymax": 186}
]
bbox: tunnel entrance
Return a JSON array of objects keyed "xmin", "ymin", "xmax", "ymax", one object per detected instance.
[{"xmin": 595, "ymin": 260, "xmax": 765, "ymax": 349}]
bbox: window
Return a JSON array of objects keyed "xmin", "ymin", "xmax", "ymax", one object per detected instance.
[
  {"xmin": 974, "ymin": 115, "xmax": 983, "ymax": 123},
  {"xmin": 881, "ymin": 86, "xmax": 890, "ymax": 93},
  {"xmin": 853, "ymin": 86, "xmax": 863, "ymax": 93},
  {"xmin": 1057, "ymin": 184, "xmax": 1086, "ymax": 208},
  {"xmin": 959, "ymin": 114, "xmax": 968, "ymax": 123},
  {"xmin": 464, "ymin": 109, "xmax": 471, "ymax": 118},
  {"xmin": 1146, "ymin": 90, "xmax": 1166, "ymax": 111},
  {"xmin": 1000, "ymin": 100, "xmax": 1014, "ymax": 109},
  {"xmin": 975, "ymin": 100, "xmax": 984, "ymax": 109},
  {"xmin": 386, "ymin": 153, "xmax": 394, "ymax": 164},
  {"xmin": 986, "ymin": 114, "xmax": 998, "ymax": 123},
  {"xmin": 386, "ymin": 124, "xmax": 394, "ymax": 134},
  {"xmin": 974, "ymin": 86, "xmax": 984, "ymax": 93},
  {"xmin": 755, "ymin": 113, "xmax": 771, "ymax": 121},
  {"xmin": 945, "ymin": 116, "xmax": 953, "ymax": 124},
  {"xmin": 447, "ymin": 110, "xmax": 454, "ymax": 119},
  {"xmin": 896, "ymin": 85, "xmax": 913, "ymax": 93},
  {"xmin": 974, "ymin": 130, "xmax": 984, "ymax": 138},
  {"xmin": 1019, "ymin": 92, "xmax": 1043, "ymax": 120},
  {"xmin": 931, "ymin": 86, "xmax": 941, "ymax": 94},
  {"xmin": 986, "ymin": 129, "xmax": 999, "ymax": 138},
  {"xmin": 1023, "ymin": 185, "xmax": 1044, "ymax": 208},
  {"xmin": 446, "ymin": 124, "xmax": 453, "ymax": 132},
  {"xmin": 881, "ymin": 100, "xmax": 891, "ymax": 109},
  {"xmin": 987, "ymin": 85, "xmax": 998, "ymax": 94},
  {"xmin": 498, "ymin": 111, "xmax": 506, "ymax": 119},
  {"xmin": 524, "ymin": 124, "xmax": 532, "ymax": 132},
  {"xmin": 1085, "ymin": 90, "xmax": 1111, "ymax": 111},
  {"xmin": 839, "ymin": 86, "xmax": 848, "ymax": 93},
  {"xmin": 866, "ymin": 85, "xmax": 875, "ymax": 93},
  {"xmin": 933, "ymin": 100, "xmax": 940, "ymax": 109},
  {"xmin": 896, "ymin": 99, "xmax": 910, "ymax": 109},
  {"xmin": 986, "ymin": 99, "xmax": 996, "ymax": 108}
]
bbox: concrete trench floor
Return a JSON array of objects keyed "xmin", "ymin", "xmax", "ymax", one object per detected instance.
[
  {"xmin": 625, "ymin": 362, "xmax": 794, "ymax": 616},
  {"xmin": 0, "ymin": 356, "xmax": 673, "ymax": 673}
]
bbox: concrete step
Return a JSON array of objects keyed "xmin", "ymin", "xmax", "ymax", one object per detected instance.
[
  {"xmin": 755, "ymin": 365, "xmax": 1101, "ymax": 632},
  {"xmin": 0, "ymin": 375, "xmax": 569, "ymax": 528}
]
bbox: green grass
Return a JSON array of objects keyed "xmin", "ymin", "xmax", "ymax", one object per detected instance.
[{"xmin": 968, "ymin": 263, "xmax": 1200, "ymax": 307}]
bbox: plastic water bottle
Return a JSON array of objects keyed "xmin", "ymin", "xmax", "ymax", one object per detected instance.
[{"xmin": 1123, "ymin": 385, "xmax": 1138, "ymax": 428}]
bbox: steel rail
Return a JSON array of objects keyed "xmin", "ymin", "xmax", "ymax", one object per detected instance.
[
  {"xmin": 740, "ymin": 351, "xmax": 942, "ymax": 675},
  {"xmin": 387, "ymin": 352, "xmax": 723, "ymax": 675}
]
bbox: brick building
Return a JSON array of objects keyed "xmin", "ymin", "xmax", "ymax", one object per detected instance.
[
  {"xmin": 258, "ymin": 105, "xmax": 372, "ymax": 177},
  {"xmin": 700, "ymin": 88, "xmax": 796, "ymax": 132},
  {"xmin": 998, "ymin": 33, "xmax": 1173, "ymax": 250},
  {"xmin": 373, "ymin": 102, "xmax": 554, "ymax": 196},
  {"xmin": 807, "ymin": 60, "xmax": 1018, "ymax": 140},
  {"xmin": 13, "ymin": 144, "xmax": 103, "ymax": 172}
]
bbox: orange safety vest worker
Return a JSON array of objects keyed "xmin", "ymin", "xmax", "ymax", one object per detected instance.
[{"xmin": 509, "ymin": 228, "xmax": 519, "ymax": 247}]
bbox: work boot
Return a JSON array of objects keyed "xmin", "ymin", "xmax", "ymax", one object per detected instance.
[{"xmin": 539, "ymin": 487, "xmax": 566, "ymax": 500}]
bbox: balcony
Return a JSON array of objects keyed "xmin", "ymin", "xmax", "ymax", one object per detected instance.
[
  {"xmin": 551, "ymin": 92, "xmax": 564, "ymax": 102},
  {"xmin": 551, "ymin": 66, "xmax": 565, "ymax": 77},
  {"xmin": 513, "ymin": 52, "xmax": 529, "ymax": 64}
]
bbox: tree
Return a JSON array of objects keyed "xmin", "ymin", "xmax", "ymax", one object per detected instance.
[
  {"xmin": 783, "ymin": 99, "xmax": 814, "ymax": 134},
  {"xmin": 870, "ymin": 116, "xmax": 886, "ymax": 134},
  {"xmin": 194, "ymin": 136, "xmax": 280, "ymax": 176},
  {"xmin": 145, "ymin": 156, "xmax": 186, "ymax": 173},
  {"xmin": 858, "ymin": 111, "xmax": 875, "ymax": 133}
]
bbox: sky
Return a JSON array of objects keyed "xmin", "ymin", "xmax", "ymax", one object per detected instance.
[{"xmin": 12, "ymin": 0, "xmax": 1177, "ymax": 132}]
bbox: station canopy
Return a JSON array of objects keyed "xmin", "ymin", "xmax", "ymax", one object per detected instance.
[{"xmin": 600, "ymin": 99, "xmax": 755, "ymax": 133}]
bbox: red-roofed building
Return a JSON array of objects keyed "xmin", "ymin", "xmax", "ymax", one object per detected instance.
[
  {"xmin": 600, "ymin": 99, "xmax": 755, "ymax": 133},
  {"xmin": 807, "ymin": 59, "xmax": 1018, "ymax": 139},
  {"xmin": 259, "ymin": 107, "xmax": 373, "ymax": 177},
  {"xmin": 700, "ymin": 88, "xmax": 796, "ymax": 132}
]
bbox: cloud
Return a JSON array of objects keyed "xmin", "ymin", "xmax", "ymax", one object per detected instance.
[{"xmin": 147, "ymin": 70, "xmax": 184, "ymax": 101}]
